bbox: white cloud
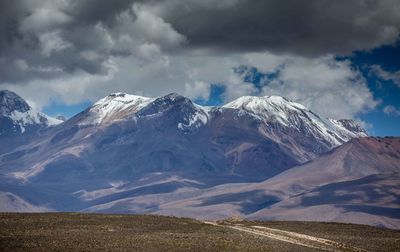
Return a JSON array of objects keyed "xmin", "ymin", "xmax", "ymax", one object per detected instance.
[
  {"xmin": 184, "ymin": 81, "xmax": 210, "ymax": 101},
  {"xmin": 370, "ymin": 65, "xmax": 400, "ymax": 87},
  {"xmin": 129, "ymin": 4, "xmax": 187, "ymax": 50},
  {"xmin": 383, "ymin": 105, "xmax": 400, "ymax": 116}
]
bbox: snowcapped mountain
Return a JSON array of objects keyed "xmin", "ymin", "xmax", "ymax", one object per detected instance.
[
  {"xmin": 77, "ymin": 92, "xmax": 210, "ymax": 132},
  {"xmin": 0, "ymin": 91, "xmax": 380, "ymax": 226},
  {"xmin": 223, "ymin": 95, "xmax": 367, "ymax": 146},
  {"xmin": 0, "ymin": 92, "xmax": 367, "ymax": 182},
  {"xmin": 78, "ymin": 92, "xmax": 365, "ymax": 145},
  {"xmin": 0, "ymin": 90, "xmax": 62, "ymax": 135}
]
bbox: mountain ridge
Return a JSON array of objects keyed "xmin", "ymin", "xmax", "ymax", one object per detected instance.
[
  {"xmin": 0, "ymin": 90, "xmax": 368, "ymax": 184},
  {"xmin": 75, "ymin": 92, "xmax": 367, "ymax": 143}
]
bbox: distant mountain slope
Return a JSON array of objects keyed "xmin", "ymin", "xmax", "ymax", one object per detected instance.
[
  {"xmin": 0, "ymin": 192, "xmax": 51, "ymax": 212},
  {"xmin": 249, "ymin": 173, "xmax": 400, "ymax": 229},
  {"xmin": 244, "ymin": 137, "xmax": 400, "ymax": 196},
  {"xmin": 245, "ymin": 137, "xmax": 400, "ymax": 228},
  {"xmin": 143, "ymin": 137, "xmax": 399, "ymax": 228}
]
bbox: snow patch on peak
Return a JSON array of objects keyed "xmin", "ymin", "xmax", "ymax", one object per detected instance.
[
  {"xmin": 223, "ymin": 95, "xmax": 308, "ymax": 126},
  {"xmin": 0, "ymin": 90, "xmax": 62, "ymax": 133},
  {"xmin": 224, "ymin": 95, "xmax": 306, "ymax": 112},
  {"xmin": 82, "ymin": 92, "xmax": 154, "ymax": 125},
  {"xmin": 8, "ymin": 107, "xmax": 62, "ymax": 133},
  {"xmin": 96, "ymin": 92, "xmax": 150, "ymax": 105}
]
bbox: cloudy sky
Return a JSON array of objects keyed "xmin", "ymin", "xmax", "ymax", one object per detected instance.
[{"xmin": 1, "ymin": 0, "xmax": 399, "ymax": 135}]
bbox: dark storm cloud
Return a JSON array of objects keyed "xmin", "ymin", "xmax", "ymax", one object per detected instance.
[
  {"xmin": 65, "ymin": 0, "xmax": 137, "ymax": 26},
  {"xmin": 161, "ymin": 0, "xmax": 400, "ymax": 56},
  {"xmin": 0, "ymin": 0, "xmax": 25, "ymax": 52},
  {"xmin": 0, "ymin": 0, "xmax": 399, "ymax": 84}
]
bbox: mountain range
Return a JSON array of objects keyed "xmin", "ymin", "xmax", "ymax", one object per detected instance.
[{"xmin": 0, "ymin": 90, "xmax": 398, "ymax": 229}]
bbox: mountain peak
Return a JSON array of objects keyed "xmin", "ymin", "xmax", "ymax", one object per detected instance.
[
  {"xmin": 0, "ymin": 90, "xmax": 61, "ymax": 135},
  {"xmin": 223, "ymin": 95, "xmax": 307, "ymax": 113},
  {"xmin": 137, "ymin": 93, "xmax": 205, "ymax": 120},
  {"xmin": 0, "ymin": 90, "xmax": 31, "ymax": 116},
  {"xmin": 108, "ymin": 92, "xmax": 128, "ymax": 98},
  {"xmin": 224, "ymin": 95, "xmax": 305, "ymax": 109},
  {"xmin": 158, "ymin": 93, "xmax": 191, "ymax": 103},
  {"xmin": 81, "ymin": 93, "xmax": 153, "ymax": 125},
  {"xmin": 223, "ymin": 95, "xmax": 308, "ymax": 125},
  {"xmin": 164, "ymin": 92, "xmax": 181, "ymax": 98}
]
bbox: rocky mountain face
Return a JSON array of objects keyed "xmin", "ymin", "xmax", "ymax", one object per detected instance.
[
  {"xmin": 2, "ymin": 91, "xmax": 397, "ymax": 229},
  {"xmin": 0, "ymin": 90, "xmax": 62, "ymax": 154}
]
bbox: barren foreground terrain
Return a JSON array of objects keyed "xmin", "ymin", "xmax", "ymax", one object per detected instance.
[{"xmin": 0, "ymin": 213, "xmax": 399, "ymax": 251}]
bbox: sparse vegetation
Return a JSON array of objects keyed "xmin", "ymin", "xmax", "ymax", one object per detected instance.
[{"xmin": 0, "ymin": 213, "xmax": 399, "ymax": 251}]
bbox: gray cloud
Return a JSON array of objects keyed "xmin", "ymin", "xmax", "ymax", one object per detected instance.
[
  {"xmin": 1, "ymin": 0, "xmax": 399, "ymax": 84},
  {"xmin": 160, "ymin": 0, "xmax": 400, "ymax": 56},
  {"xmin": 65, "ymin": 0, "xmax": 137, "ymax": 26}
]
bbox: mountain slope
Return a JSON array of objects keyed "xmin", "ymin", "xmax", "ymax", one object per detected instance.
[
  {"xmin": 143, "ymin": 137, "xmax": 399, "ymax": 228},
  {"xmin": 246, "ymin": 137, "xmax": 400, "ymax": 228}
]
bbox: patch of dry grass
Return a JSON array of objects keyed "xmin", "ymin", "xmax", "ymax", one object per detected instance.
[{"xmin": 1, "ymin": 213, "xmax": 399, "ymax": 251}]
